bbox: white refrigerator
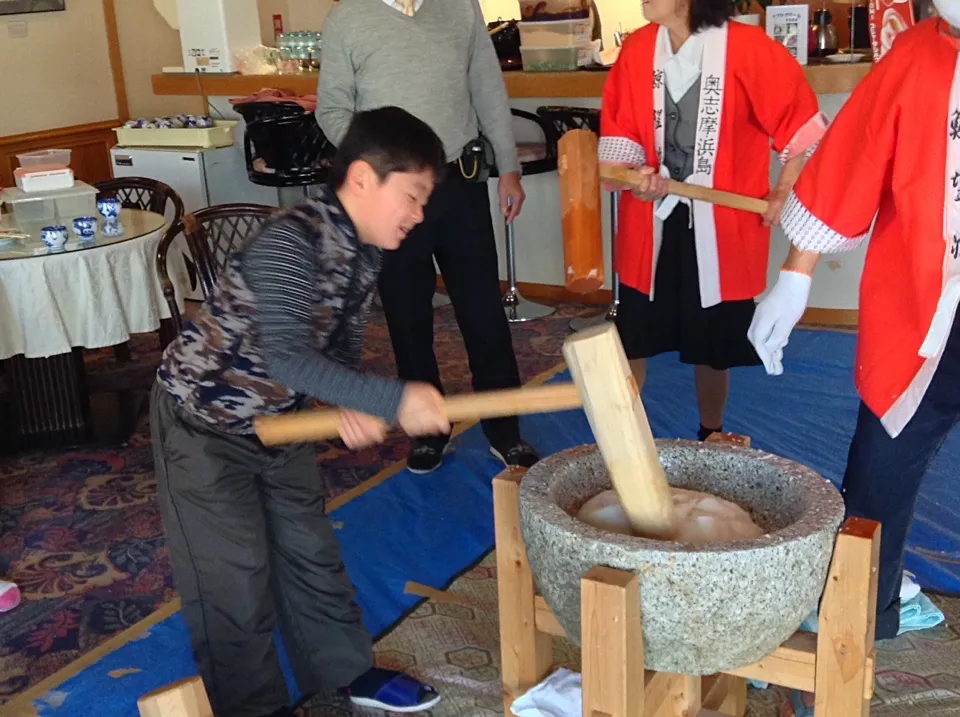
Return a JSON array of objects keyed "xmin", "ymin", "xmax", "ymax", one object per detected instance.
[{"xmin": 109, "ymin": 145, "xmax": 280, "ymax": 300}]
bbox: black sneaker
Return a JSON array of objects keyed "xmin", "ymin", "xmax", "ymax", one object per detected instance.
[
  {"xmin": 407, "ymin": 436, "xmax": 453, "ymax": 475},
  {"xmin": 490, "ymin": 440, "xmax": 540, "ymax": 469}
]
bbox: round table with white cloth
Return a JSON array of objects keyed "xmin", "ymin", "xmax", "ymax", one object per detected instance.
[
  {"xmin": 0, "ymin": 209, "xmax": 184, "ymax": 360},
  {"xmin": 0, "ymin": 208, "xmax": 188, "ymax": 450}
]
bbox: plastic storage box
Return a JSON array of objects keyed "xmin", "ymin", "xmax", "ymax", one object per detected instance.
[
  {"xmin": 113, "ymin": 120, "xmax": 237, "ymax": 149},
  {"xmin": 17, "ymin": 149, "xmax": 72, "ymax": 169},
  {"xmin": 0, "ymin": 182, "xmax": 98, "ymax": 227},
  {"xmin": 518, "ymin": 19, "xmax": 592, "ymax": 48},
  {"xmin": 520, "ymin": 44, "xmax": 592, "ymax": 71},
  {"xmin": 519, "ymin": 0, "xmax": 590, "ymax": 21}
]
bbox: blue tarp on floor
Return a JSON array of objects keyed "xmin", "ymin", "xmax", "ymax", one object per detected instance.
[{"xmin": 29, "ymin": 329, "xmax": 959, "ymax": 715}]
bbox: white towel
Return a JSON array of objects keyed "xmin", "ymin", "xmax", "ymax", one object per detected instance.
[{"xmin": 510, "ymin": 669, "xmax": 582, "ymax": 717}]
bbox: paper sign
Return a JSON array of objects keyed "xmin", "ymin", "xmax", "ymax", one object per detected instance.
[{"xmin": 766, "ymin": 4, "xmax": 810, "ymax": 65}]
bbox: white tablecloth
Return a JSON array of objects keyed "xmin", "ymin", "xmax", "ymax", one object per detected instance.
[{"xmin": 0, "ymin": 212, "xmax": 184, "ymax": 360}]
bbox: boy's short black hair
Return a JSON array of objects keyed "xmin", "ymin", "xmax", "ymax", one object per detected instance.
[
  {"xmin": 328, "ymin": 106, "xmax": 447, "ymax": 190},
  {"xmin": 690, "ymin": 0, "xmax": 732, "ymax": 33}
]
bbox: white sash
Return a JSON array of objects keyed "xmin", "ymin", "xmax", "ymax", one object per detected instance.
[
  {"xmin": 651, "ymin": 24, "xmax": 728, "ymax": 308},
  {"xmin": 919, "ymin": 55, "xmax": 960, "ymax": 360}
]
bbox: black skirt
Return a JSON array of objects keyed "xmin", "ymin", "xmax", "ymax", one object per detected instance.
[{"xmin": 615, "ymin": 205, "xmax": 762, "ymax": 371}]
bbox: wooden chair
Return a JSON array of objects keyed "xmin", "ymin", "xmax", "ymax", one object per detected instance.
[
  {"xmin": 94, "ymin": 176, "xmax": 186, "ymax": 221},
  {"xmin": 93, "ymin": 177, "xmax": 186, "ymax": 361},
  {"xmin": 157, "ymin": 203, "xmax": 277, "ymax": 343}
]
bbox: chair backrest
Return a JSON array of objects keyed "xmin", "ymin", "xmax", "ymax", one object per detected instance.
[
  {"xmin": 94, "ymin": 176, "xmax": 186, "ymax": 227},
  {"xmin": 492, "ymin": 109, "xmax": 561, "ymax": 179},
  {"xmin": 243, "ymin": 112, "xmax": 335, "ymax": 188},
  {"xmin": 536, "ymin": 106, "xmax": 601, "ymax": 137},
  {"xmin": 156, "ymin": 203, "xmax": 277, "ymax": 343}
]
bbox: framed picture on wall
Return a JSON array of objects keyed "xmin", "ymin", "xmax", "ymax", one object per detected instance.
[{"xmin": 0, "ymin": 0, "xmax": 66, "ymax": 16}]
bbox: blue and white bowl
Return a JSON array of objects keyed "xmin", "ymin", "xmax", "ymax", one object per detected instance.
[
  {"xmin": 97, "ymin": 198, "xmax": 121, "ymax": 222},
  {"xmin": 73, "ymin": 216, "xmax": 97, "ymax": 241},
  {"xmin": 41, "ymin": 225, "xmax": 68, "ymax": 250},
  {"xmin": 101, "ymin": 221, "xmax": 124, "ymax": 238}
]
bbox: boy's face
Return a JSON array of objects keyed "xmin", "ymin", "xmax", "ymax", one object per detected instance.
[{"xmin": 355, "ymin": 166, "xmax": 435, "ymax": 250}]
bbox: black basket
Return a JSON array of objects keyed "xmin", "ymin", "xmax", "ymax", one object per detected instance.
[
  {"xmin": 234, "ymin": 100, "xmax": 308, "ymax": 124},
  {"xmin": 243, "ymin": 112, "xmax": 335, "ymax": 188},
  {"xmin": 536, "ymin": 106, "xmax": 601, "ymax": 137}
]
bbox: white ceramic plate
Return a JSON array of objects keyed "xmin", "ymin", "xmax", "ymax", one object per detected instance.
[{"xmin": 825, "ymin": 52, "xmax": 868, "ymax": 63}]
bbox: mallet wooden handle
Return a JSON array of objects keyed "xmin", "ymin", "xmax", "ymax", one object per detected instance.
[
  {"xmin": 254, "ymin": 384, "xmax": 583, "ymax": 446},
  {"xmin": 600, "ymin": 165, "xmax": 769, "ymax": 215}
]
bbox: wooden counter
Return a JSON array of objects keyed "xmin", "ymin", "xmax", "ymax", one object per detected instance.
[{"xmin": 152, "ymin": 61, "xmax": 871, "ymax": 101}]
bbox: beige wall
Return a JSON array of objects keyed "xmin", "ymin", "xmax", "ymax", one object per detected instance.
[
  {"xmin": 126, "ymin": 0, "xmax": 292, "ymax": 118},
  {"xmin": 257, "ymin": 0, "xmax": 289, "ymax": 44},
  {"xmin": 116, "ymin": 0, "xmax": 197, "ymax": 120},
  {"xmin": 0, "ymin": 0, "xmax": 118, "ymax": 136},
  {"xmin": 286, "ymin": 0, "xmax": 338, "ymax": 30}
]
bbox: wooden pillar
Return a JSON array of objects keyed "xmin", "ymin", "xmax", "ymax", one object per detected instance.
[
  {"xmin": 814, "ymin": 517, "xmax": 880, "ymax": 716},
  {"xmin": 138, "ymin": 677, "xmax": 212, "ymax": 717},
  {"xmin": 702, "ymin": 673, "xmax": 747, "ymax": 717},
  {"xmin": 580, "ymin": 567, "xmax": 643, "ymax": 717},
  {"xmin": 494, "ymin": 469, "xmax": 554, "ymax": 712}
]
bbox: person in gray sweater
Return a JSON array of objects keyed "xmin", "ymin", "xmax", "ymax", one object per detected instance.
[{"xmin": 317, "ymin": 0, "xmax": 540, "ymax": 474}]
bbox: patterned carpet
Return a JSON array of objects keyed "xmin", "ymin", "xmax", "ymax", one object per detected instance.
[
  {"xmin": 0, "ymin": 301, "xmax": 595, "ymax": 706},
  {"xmin": 302, "ymin": 553, "xmax": 960, "ymax": 717}
]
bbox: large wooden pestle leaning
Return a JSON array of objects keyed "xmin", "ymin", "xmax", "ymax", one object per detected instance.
[{"xmin": 562, "ymin": 324, "xmax": 677, "ymax": 539}]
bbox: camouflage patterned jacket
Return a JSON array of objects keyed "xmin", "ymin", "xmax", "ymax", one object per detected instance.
[{"xmin": 157, "ymin": 187, "xmax": 405, "ymax": 435}]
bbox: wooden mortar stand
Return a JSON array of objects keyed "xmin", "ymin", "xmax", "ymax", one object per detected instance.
[{"xmin": 494, "ymin": 460, "xmax": 880, "ymax": 717}]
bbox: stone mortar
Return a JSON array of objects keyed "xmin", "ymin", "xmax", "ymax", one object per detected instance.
[{"xmin": 519, "ymin": 440, "xmax": 844, "ymax": 675}]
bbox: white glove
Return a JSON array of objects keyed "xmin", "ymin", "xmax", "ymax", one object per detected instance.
[{"xmin": 748, "ymin": 269, "xmax": 812, "ymax": 375}]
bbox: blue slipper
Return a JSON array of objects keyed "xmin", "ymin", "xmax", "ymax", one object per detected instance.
[{"xmin": 346, "ymin": 668, "xmax": 441, "ymax": 713}]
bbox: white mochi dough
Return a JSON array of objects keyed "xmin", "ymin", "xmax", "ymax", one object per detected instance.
[{"xmin": 576, "ymin": 488, "xmax": 765, "ymax": 544}]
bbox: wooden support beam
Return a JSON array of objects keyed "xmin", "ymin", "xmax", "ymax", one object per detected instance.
[
  {"xmin": 581, "ymin": 567, "xmax": 643, "ymax": 717},
  {"xmin": 102, "ymin": 0, "xmax": 129, "ymax": 121},
  {"xmin": 814, "ymin": 518, "xmax": 880, "ymax": 716},
  {"xmin": 137, "ymin": 677, "xmax": 212, "ymax": 717},
  {"xmin": 534, "ymin": 595, "xmax": 566, "ymax": 637},
  {"xmin": 494, "ymin": 469, "xmax": 554, "ymax": 712},
  {"xmin": 701, "ymin": 674, "xmax": 747, "ymax": 717}
]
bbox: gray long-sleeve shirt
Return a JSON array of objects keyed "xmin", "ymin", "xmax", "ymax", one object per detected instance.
[
  {"xmin": 157, "ymin": 188, "xmax": 403, "ymax": 434},
  {"xmin": 317, "ymin": 0, "xmax": 520, "ymax": 175}
]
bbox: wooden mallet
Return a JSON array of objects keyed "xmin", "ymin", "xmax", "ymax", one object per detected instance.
[
  {"xmin": 254, "ymin": 323, "xmax": 676, "ymax": 539},
  {"xmin": 599, "ymin": 164, "xmax": 770, "ymax": 215}
]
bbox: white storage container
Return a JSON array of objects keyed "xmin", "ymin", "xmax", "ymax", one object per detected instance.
[
  {"xmin": 520, "ymin": 44, "xmax": 592, "ymax": 72},
  {"xmin": 1, "ymin": 182, "xmax": 98, "ymax": 227},
  {"xmin": 14, "ymin": 166, "xmax": 75, "ymax": 193},
  {"xmin": 518, "ymin": 19, "xmax": 592, "ymax": 48},
  {"xmin": 113, "ymin": 120, "xmax": 238, "ymax": 149},
  {"xmin": 17, "ymin": 149, "xmax": 72, "ymax": 169}
]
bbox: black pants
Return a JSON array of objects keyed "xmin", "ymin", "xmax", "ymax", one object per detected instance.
[
  {"xmin": 841, "ymin": 320, "xmax": 960, "ymax": 639},
  {"xmin": 150, "ymin": 384, "xmax": 372, "ymax": 717},
  {"xmin": 377, "ymin": 168, "xmax": 522, "ymax": 448}
]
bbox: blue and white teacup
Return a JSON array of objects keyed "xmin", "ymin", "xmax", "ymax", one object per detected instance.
[
  {"xmin": 73, "ymin": 216, "xmax": 97, "ymax": 241},
  {"xmin": 97, "ymin": 197, "xmax": 121, "ymax": 222},
  {"xmin": 41, "ymin": 225, "xmax": 68, "ymax": 250},
  {"xmin": 101, "ymin": 221, "xmax": 124, "ymax": 238}
]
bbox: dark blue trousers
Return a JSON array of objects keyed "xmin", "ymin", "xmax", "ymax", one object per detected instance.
[{"xmin": 841, "ymin": 322, "xmax": 960, "ymax": 639}]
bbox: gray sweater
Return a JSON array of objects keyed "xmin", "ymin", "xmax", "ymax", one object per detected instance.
[{"xmin": 317, "ymin": 0, "xmax": 520, "ymax": 175}]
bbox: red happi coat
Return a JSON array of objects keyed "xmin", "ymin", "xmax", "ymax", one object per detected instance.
[
  {"xmin": 600, "ymin": 22, "xmax": 822, "ymax": 304},
  {"xmin": 781, "ymin": 19, "xmax": 960, "ymax": 437}
]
